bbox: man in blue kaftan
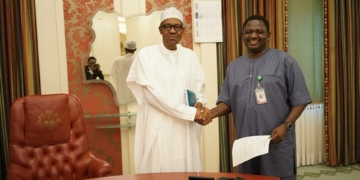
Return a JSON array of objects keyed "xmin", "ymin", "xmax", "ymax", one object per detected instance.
[{"xmin": 208, "ymin": 15, "xmax": 312, "ymax": 180}]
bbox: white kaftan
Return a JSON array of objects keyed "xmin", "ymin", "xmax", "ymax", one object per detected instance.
[
  {"xmin": 126, "ymin": 43, "xmax": 207, "ymax": 173},
  {"xmin": 110, "ymin": 54, "xmax": 136, "ymax": 104}
]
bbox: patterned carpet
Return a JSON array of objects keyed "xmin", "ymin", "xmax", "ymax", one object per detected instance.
[{"xmin": 297, "ymin": 164, "xmax": 360, "ymax": 180}]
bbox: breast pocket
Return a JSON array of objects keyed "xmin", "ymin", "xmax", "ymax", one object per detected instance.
[
  {"xmin": 261, "ymin": 74, "xmax": 287, "ymax": 97},
  {"xmin": 261, "ymin": 75, "xmax": 281, "ymax": 86}
]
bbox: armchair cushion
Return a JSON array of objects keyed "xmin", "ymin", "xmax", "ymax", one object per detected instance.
[{"xmin": 25, "ymin": 94, "xmax": 70, "ymax": 146}]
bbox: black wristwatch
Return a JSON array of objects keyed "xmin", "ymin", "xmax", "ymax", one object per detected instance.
[{"xmin": 283, "ymin": 121, "xmax": 292, "ymax": 130}]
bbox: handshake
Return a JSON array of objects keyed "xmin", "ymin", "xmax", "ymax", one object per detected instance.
[{"xmin": 194, "ymin": 102, "xmax": 212, "ymax": 126}]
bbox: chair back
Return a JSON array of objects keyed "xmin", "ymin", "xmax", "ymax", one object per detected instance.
[{"xmin": 7, "ymin": 94, "xmax": 111, "ymax": 180}]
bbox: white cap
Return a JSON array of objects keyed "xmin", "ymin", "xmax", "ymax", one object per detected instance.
[
  {"xmin": 125, "ymin": 40, "xmax": 136, "ymax": 50},
  {"xmin": 160, "ymin": 7, "xmax": 184, "ymax": 24}
]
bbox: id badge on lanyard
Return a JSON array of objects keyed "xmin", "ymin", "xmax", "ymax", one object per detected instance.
[{"xmin": 254, "ymin": 75, "xmax": 267, "ymax": 104}]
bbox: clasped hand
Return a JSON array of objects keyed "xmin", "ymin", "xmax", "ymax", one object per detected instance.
[{"xmin": 193, "ymin": 102, "xmax": 212, "ymax": 126}]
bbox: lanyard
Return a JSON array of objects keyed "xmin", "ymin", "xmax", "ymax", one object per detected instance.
[{"xmin": 257, "ymin": 75, "xmax": 263, "ymax": 88}]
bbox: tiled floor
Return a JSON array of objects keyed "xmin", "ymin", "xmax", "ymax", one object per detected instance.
[{"xmin": 297, "ymin": 164, "xmax": 360, "ymax": 180}]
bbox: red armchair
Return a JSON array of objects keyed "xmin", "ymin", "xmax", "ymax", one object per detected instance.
[{"xmin": 7, "ymin": 94, "xmax": 112, "ymax": 180}]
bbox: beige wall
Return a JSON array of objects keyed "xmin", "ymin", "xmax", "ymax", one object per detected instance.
[
  {"xmin": 35, "ymin": 0, "xmax": 220, "ymax": 174},
  {"xmin": 35, "ymin": 0, "xmax": 68, "ymax": 94}
]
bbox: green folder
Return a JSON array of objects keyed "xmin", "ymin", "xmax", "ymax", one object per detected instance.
[{"xmin": 184, "ymin": 89, "xmax": 196, "ymax": 107}]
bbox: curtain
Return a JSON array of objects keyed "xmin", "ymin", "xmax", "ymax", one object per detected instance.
[
  {"xmin": 0, "ymin": 0, "xmax": 41, "ymax": 179},
  {"xmin": 324, "ymin": 0, "xmax": 360, "ymax": 166},
  {"xmin": 218, "ymin": 0, "xmax": 286, "ymax": 172}
]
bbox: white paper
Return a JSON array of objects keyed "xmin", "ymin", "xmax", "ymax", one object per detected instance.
[
  {"xmin": 193, "ymin": 0, "xmax": 223, "ymax": 42},
  {"xmin": 232, "ymin": 135, "xmax": 271, "ymax": 167}
]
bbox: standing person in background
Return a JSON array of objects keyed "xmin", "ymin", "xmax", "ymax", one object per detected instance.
[
  {"xmin": 127, "ymin": 7, "xmax": 211, "ymax": 174},
  {"xmin": 111, "ymin": 40, "xmax": 137, "ymax": 104},
  {"xmin": 206, "ymin": 15, "xmax": 312, "ymax": 180}
]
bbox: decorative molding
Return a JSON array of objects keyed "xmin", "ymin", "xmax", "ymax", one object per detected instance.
[{"xmin": 63, "ymin": 0, "xmax": 122, "ymax": 175}]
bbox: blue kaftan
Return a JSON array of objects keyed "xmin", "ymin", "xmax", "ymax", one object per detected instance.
[{"xmin": 217, "ymin": 48, "xmax": 312, "ymax": 179}]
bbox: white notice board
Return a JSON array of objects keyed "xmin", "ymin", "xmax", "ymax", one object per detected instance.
[{"xmin": 193, "ymin": 0, "xmax": 223, "ymax": 42}]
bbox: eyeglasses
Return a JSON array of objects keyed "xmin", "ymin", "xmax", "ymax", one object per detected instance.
[{"xmin": 160, "ymin": 24, "xmax": 183, "ymax": 31}]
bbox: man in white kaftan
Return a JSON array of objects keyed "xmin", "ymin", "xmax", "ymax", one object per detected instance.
[
  {"xmin": 126, "ymin": 7, "xmax": 210, "ymax": 173},
  {"xmin": 111, "ymin": 40, "xmax": 137, "ymax": 105}
]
